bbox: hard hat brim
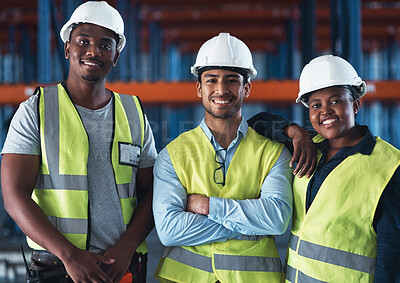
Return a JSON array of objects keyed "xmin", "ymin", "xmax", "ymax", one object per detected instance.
[
  {"xmin": 60, "ymin": 20, "xmax": 126, "ymax": 52},
  {"xmin": 191, "ymin": 65, "xmax": 257, "ymax": 78},
  {"xmin": 296, "ymin": 81, "xmax": 367, "ymax": 107}
]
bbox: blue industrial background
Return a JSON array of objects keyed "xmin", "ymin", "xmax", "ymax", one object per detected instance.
[{"xmin": 0, "ymin": 0, "xmax": 399, "ymax": 282}]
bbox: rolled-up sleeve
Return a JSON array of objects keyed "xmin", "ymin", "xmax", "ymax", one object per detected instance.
[{"xmin": 208, "ymin": 147, "xmax": 293, "ymax": 236}]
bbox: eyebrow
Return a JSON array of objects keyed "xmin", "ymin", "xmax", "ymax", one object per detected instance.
[
  {"xmin": 309, "ymin": 93, "xmax": 345, "ymax": 104},
  {"xmin": 75, "ymin": 33, "xmax": 115, "ymax": 43},
  {"xmin": 203, "ymin": 73, "xmax": 241, "ymax": 79},
  {"xmin": 309, "ymin": 97, "xmax": 319, "ymax": 104}
]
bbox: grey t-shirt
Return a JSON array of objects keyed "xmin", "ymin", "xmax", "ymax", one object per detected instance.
[{"xmin": 2, "ymin": 93, "xmax": 158, "ymax": 253}]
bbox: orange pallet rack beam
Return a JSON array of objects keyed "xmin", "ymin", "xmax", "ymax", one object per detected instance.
[{"xmin": 0, "ymin": 80, "xmax": 399, "ymax": 105}]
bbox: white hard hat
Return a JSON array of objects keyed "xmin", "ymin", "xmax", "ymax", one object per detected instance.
[
  {"xmin": 297, "ymin": 55, "xmax": 367, "ymax": 107},
  {"xmin": 191, "ymin": 33, "xmax": 257, "ymax": 79},
  {"xmin": 60, "ymin": 1, "xmax": 126, "ymax": 52}
]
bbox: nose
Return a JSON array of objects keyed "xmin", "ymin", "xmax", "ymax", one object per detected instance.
[
  {"xmin": 215, "ymin": 81, "xmax": 228, "ymax": 95},
  {"xmin": 86, "ymin": 43, "xmax": 101, "ymax": 57},
  {"xmin": 320, "ymin": 103, "xmax": 333, "ymax": 115}
]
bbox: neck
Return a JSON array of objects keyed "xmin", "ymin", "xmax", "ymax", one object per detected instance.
[
  {"xmin": 64, "ymin": 78, "xmax": 111, "ymax": 110},
  {"xmin": 328, "ymin": 126, "xmax": 364, "ymax": 150},
  {"xmin": 205, "ymin": 115, "xmax": 241, "ymax": 149},
  {"xmin": 326, "ymin": 126, "xmax": 364, "ymax": 161}
]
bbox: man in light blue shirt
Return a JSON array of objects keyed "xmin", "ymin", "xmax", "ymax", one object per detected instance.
[
  {"xmin": 154, "ymin": 118, "xmax": 293, "ymax": 246},
  {"xmin": 153, "ymin": 33, "xmax": 314, "ymax": 283}
]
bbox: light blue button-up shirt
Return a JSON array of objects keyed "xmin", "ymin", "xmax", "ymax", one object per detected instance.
[{"xmin": 153, "ymin": 118, "xmax": 293, "ymax": 247}]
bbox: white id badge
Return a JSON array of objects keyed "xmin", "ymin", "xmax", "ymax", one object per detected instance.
[{"xmin": 119, "ymin": 142, "xmax": 141, "ymax": 167}]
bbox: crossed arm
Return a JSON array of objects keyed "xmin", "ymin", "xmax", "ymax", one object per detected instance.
[{"xmin": 153, "ymin": 147, "xmax": 293, "ymax": 247}]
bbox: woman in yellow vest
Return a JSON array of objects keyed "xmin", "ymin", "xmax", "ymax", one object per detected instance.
[{"xmin": 286, "ymin": 55, "xmax": 400, "ymax": 282}]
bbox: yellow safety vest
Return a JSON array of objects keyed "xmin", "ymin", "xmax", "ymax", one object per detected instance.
[
  {"xmin": 155, "ymin": 126, "xmax": 285, "ymax": 283},
  {"xmin": 286, "ymin": 137, "xmax": 400, "ymax": 282},
  {"xmin": 28, "ymin": 83, "xmax": 147, "ymax": 253}
]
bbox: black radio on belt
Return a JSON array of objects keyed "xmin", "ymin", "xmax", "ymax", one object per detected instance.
[{"xmin": 21, "ymin": 246, "xmax": 44, "ymax": 283}]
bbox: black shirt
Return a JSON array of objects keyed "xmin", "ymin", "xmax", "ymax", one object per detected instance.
[
  {"xmin": 306, "ymin": 126, "xmax": 400, "ymax": 282},
  {"xmin": 248, "ymin": 113, "xmax": 400, "ymax": 282}
]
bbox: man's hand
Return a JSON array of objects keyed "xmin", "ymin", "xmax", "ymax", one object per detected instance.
[
  {"xmin": 284, "ymin": 124, "xmax": 317, "ymax": 178},
  {"xmin": 61, "ymin": 249, "xmax": 114, "ymax": 283},
  {"xmin": 95, "ymin": 166, "xmax": 154, "ymax": 282},
  {"xmin": 100, "ymin": 241, "xmax": 135, "ymax": 283},
  {"xmin": 1, "ymin": 153, "xmax": 114, "ymax": 282},
  {"xmin": 186, "ymin": 194, "xmax": 210, "ymax": 215}
]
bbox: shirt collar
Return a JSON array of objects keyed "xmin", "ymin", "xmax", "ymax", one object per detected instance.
[{"xmin": 200, "ymin": 117, "xmax": 248, "ymax": 149}]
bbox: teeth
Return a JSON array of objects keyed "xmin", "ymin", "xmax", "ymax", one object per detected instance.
[
  {"xmin": 83, "ymin": 61, "xmax": 101, "ymax": 66},
  {"xmin": 322, "ymin": 118, "xmax": 337, "ymax": 125},
  {"xmin": 214, "ymin": 99, "xmax": 229, "ymax": 104}
]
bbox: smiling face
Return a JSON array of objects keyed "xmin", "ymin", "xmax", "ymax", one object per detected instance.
[
  {"xmin": 308, "ymin": 86, "xmax": 360, "ymax": 141},
  {"xmin": 196, "ymin": 69, "xmax": 251, "ymax": 121},
  {"xmin": 65, "ymin": 23, "xmax": 119, "ymax": 84}
]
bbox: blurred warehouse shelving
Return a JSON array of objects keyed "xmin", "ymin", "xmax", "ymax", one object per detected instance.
[
  {"xmin": 0, "ymin": 0, "xmax": 400, "ymax": 84},
  {"xmin": 0, "ymin": 1, "xmax": 400, "ymax": 281},
  {"xmin": 0, "ymin": 0, "xmax": 399, "ymax": 150}
]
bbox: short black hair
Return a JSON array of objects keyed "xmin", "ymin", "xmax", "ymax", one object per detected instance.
[
  {"xmin": 197, "ymin": 66, "xmax": 249, "ymax": 85},
  {"xmin": 347, "ymin": 85, "xmax": 361, "ymax": 100}
]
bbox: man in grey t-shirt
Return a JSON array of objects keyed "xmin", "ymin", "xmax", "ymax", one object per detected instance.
[{"xmin": 1, "ymin": 2, "xmax": 157, "ymax": 283}]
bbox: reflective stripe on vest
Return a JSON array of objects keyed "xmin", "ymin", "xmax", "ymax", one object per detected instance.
[
  {"xmin": 162, "ymin": 247, "xmax": 213, "ymax": 273},
  {"xmin": 214, "ymin": 254, "xmax": 283, "ymax": 272},
  {"xmin": 286, "ymin": 137, "xmax": 400, "ymax": 282},
  {"xmin": 286, "ymin": 265, "xmax": 327, "ymax": 283},
  {"xmin": 289, "ymin": 233, "xmax": 376, "ymax": 274},
  {"xmin": 162, "ymin": 246, "xmax": 283, "ymax": 273},
  {"xmin": 47, "ymin": 216, "xmax": 87, "ymax": 234},
  {"xmin": 35, "ymin": 174, "xmax": 87, "ymax": 190},
  {"xmin": 29, "ymin": 84, "xmax": 145, "ymax": 251},
  {"xmin": 156, "ymin": 126, "xmax": 285, "ymax": 283}
]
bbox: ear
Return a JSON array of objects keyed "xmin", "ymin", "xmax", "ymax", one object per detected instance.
[
  {"xmin": 353, "ymin": 98, "xmax": 361, "ymax": 115},
  {"xmin": 113, "ymin": 50, "xmax": 120, "ymax": 67},
  {"xmin": 64, "ymin": 41, "xmax": 70, "ymax": 59},
  {"xmin": 243, "ymin": 82, "xmax": 251, "ymax": 98},
  {"xmin": 196, "ymin": 81, "xmax": 202, "ymax": 98}
]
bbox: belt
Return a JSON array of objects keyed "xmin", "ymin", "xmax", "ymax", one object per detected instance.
[{"xmin": 31, "ymin": 250, "xmax": 64, "ymax": 270}]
